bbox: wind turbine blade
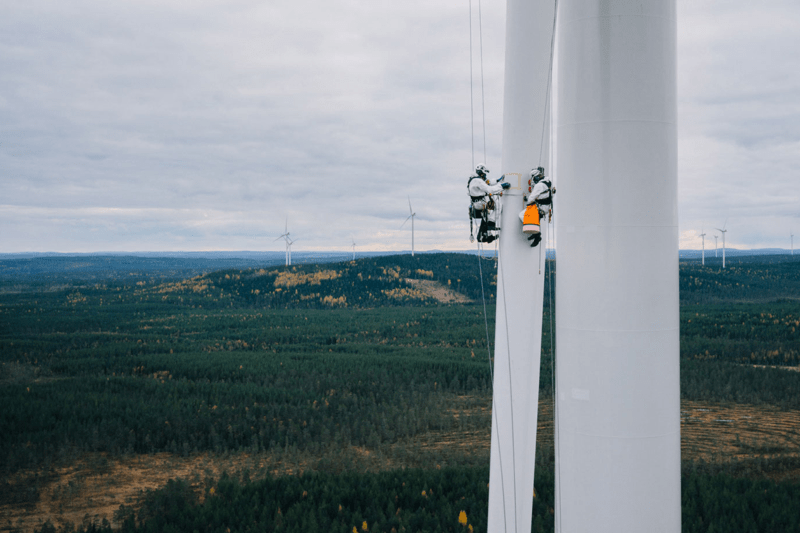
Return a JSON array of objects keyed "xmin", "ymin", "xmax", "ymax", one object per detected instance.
[
  {"xmin": 408, "ymin": 196, "xmax": 413, "ymax": 215},
  {"xmin": 722, "ymin": 218, "xmax": 728, "ymax": 230},
  {"xmin": 400, "ymin": 215, "xmax": 412, "ymax": 229}
]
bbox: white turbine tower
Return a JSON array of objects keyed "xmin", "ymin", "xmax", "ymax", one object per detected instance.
[
  {"xmin": 700, "ymin": 228, "xmax": 706, "ymax": 266},
  {"xmin": 351, "ymin": 237, "xmax": 356, "ymax": 261},
  {"xmin": 274, "ymin": 219, "xmax": 292, "ymax": 267},
  {"xmin": 286, "ymin": 237, "xmax": 296, "ymax": 266},
  {"xmin": 715, "ymin": 221, "xmax": 728, "ymax": 269},
  {"xmin": 401, "ymin": 197, "xmax": 416, "ymax": 256},
  {"xmin": 714, "ymin": 235, "xmax": 719, "ymax": 257},
  {"xmin": 556, "ymin": 0, "xmax": 680, "ymax": 530}
]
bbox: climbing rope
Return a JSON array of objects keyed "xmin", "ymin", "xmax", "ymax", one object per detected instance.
[
  {"xmin": 469, "ymin": 0, "xmax": 475, "ymax": 169},
  {"xmin": 496, "ymin": 253, "xmax": 520, "ymax": 532},
  {"xmin": 538, "ymin": 0, "xmax": 560, "ymax": 165},
  {"xmin": 478, "ymin": 0, "xmax": 487, "ymax": 165},
  {"xmin": 469, "ymin": 3, "xmax": 513, "ymax": 526},
  {"xmin": 469, "ymin": 0, "xmax": 489, "ymax": 169},
  {"xmin": 475, "ymin": 241, "xmax": 509, "ymax": 533}
]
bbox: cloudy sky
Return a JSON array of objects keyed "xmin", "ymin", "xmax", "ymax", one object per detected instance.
[{"xmin": 1, "ymin": 0, "xmax": 798, "ymax": 253}]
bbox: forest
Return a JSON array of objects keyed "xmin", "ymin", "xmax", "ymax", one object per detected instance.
[{"xmin": 2, "ymin": 252, "xmax": 800, "ymax": 532}]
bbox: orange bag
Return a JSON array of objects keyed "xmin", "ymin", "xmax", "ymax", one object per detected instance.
[{"xmin": 522, "ymin": 204, "xmax": 540, "ymax": 234}]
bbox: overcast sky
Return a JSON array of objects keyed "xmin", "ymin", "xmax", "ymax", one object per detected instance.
[{"xmin": 1, "ymin": 0, "xmax": 798, "ymax": 253}]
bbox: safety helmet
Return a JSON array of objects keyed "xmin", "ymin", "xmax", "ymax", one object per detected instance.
[
  {"xmin": 530, "ymin": 166, "xmax": 545, "ymax": 183},
  {"xmin": 476, "ymin": 164, "xmax": 489, "ymax": 176}
]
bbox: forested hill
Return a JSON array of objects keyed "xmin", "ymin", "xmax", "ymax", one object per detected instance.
[
  {"xmin": 152, "ymin": 253, "xmax": 800, "ymax": 310},
  {"xmin": 4, "ymin": 251, "xmax": 800, "ymax": 310},
  {"xmin": 134, "ymin": 253, "xmax": 500, "ymax": 310},
  {"xmin": 680, "ymin": 256, "xmax": 800, "ymax": 305}
]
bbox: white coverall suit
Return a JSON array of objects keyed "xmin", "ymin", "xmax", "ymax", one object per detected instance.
[
  {"xmin": 469, "ymin": 175, "xmax": 505, "ymax": 226},
  {"xmin": 519, "ymin": 178, "xmax": 553, "ymax": 247},
  {"xmin": 526, "ymin": 178, "xmax": 553, "ymax": 214}
]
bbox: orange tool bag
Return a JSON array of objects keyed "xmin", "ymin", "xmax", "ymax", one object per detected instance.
[{"xmin": 522, "ymin": 204, "xmax": 540, "ymax": 235}]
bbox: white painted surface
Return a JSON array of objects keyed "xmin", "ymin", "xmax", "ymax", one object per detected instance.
[
  {"xmin": 487, "ymin": 0, "xmax": 554, "ymax": 531},
  {"xmin": 555, "ymin": 0, "xmax": 681, "ymax": 532}
]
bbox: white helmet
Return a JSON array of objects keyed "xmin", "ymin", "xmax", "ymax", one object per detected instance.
[
  {"xmin": 476, "ymin": 164, "xmax": 489, "ymax": 176},
  {"xmin": 530, "ymin": 166, "xmax": 545, "ymax": 183}
]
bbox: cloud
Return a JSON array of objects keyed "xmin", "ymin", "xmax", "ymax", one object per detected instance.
[
  {"xmin": 676, "ymin": 0, "xmax": 800, "ymax": 248},
  {"xmin": 1, "ymin": 0, "xmax": 796, "ymax": 252}
]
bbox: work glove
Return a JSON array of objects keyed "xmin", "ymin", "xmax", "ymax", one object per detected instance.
[{"xmin": 501, "ymin": 182, "xmax": 511, "ymax": 190}]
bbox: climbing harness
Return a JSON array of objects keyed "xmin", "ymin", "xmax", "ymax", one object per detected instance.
[{"xmin": 468, "ymin": 175, "xmax": 501, "ymax": 244}]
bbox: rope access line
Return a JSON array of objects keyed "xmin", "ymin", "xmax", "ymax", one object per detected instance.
[
  {"xmin": 540, "ymin": 2, "xmax": 562, "ymax": 530},
  {"xmin": 469, "ymin": 0, "xmax": 475, "ymax": 169},
  {"xmin": 538, "ymin": 0, "xmax": 560, "ymax": 164},
  {"xmin": 469, "ymin": 2, "xmax": 512, "ymax": 530},
  {"xmin": 478, "ymin": 0, "xmax": 487, "ymax": 164},
  {"xmin": 497, "ymin": 254, "xmax": 520, "ymax": 532},
  {"xmin": 475, "ymin": 242, "xmax": 509, "ymax": 533}
]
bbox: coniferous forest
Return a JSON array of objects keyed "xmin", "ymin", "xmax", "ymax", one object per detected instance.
[{"xmin": 2, "ymin": 252, "xmax": 800, "ymax": 532}]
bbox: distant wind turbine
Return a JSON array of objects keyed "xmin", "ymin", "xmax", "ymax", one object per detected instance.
[
  {"xmin": 351, "ymin": 237, "xmax": 356, "ymax": 261},
  {"xmin": 400, "ymin": 197, "xmax": 416, "ymax": 257},
  {"xmin": 715, "ymin": 220, "xmax": 728, "ymax": 269},
  {"xmin": 714, "ymin": 235, "xmax": 718, "ymax": 258},
  {"xmin": 274, "ymin": 218, "xmax": 293, "ymax": 266},
  {"xmin": 699, "ymin": 228, "xmax": 706, "ymax": 266}
]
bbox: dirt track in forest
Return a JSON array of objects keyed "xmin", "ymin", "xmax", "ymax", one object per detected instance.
[{"xmin": 4, "ymin": 398, "xmax": 800, "ymax": 532}]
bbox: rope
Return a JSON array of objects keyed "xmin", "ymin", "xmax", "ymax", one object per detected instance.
[
  {"xmin": 478, "ymin": 0, "xmax": 487, "ymax": 164},
  {"xmin": 469, "ymin": 0, "xmax": 475, "ymax": 170},
  {"xmin": 475, "ymin": 242, "xmax": 509, "ymax": 533},
  {"xmin": 542, "ymin": 2, "xmax": 562, "ymax": 520},
  {"xmin": 538, "ymin": 0, "xmax": 560, "ymax": 165},
  {"xmin": 470, "ymin": 3, "xmax": 509, "ymax": 524},
  {"xmin": 547, "ymin": 218, "xmax": 562, "ymax": 533},
  {"xmin": 497, "ymin": 254, "xmax": 519, "ymax": 532}
]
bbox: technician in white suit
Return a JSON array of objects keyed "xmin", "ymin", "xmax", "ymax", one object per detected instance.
[
  {"xmin": 468, "ymin": 164, "xmax": 510, "ymax": 243},
  {"xmin": 520, "ymin": 166, "xmax": 554, "ymax": 247}
]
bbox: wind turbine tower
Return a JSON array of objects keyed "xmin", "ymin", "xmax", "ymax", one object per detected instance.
[
  {"xmin": 287, "ymin": 237, "xmax": 295, "ymax": 266},
  {"xmin": 274, "ymin": 219, "xmax": 293, "ymax": 267},
  {"xmin": 700, "ymin": 229, "xmax": 706, "ymax": 266},
  {"xmin": 401, "ymin": 198, "xmax": 416, "ymax": 257},
  {"xmin": 351, "ymin": 238, "xmax": 356, "ymax": 261},
  {"xmin": 556, "ymin": 0, "xmax": 680, "ymax": 530},
  {"xmin": 716, "ymin": 222, "xmax": 728, "ymax": 269},
  {"xmin": 714, "ymin": 235, "xmax": 718, "ymax": 257}
]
